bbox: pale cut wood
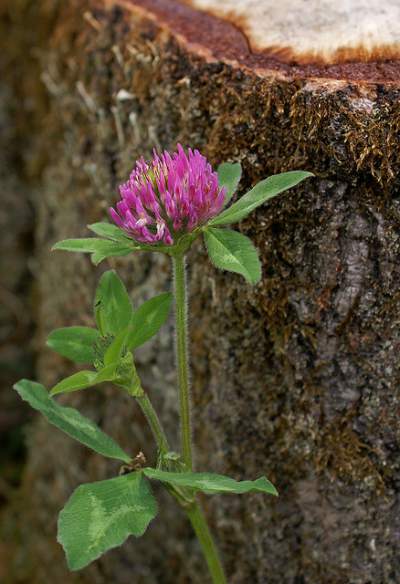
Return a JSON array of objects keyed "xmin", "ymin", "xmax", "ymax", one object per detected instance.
[{"xmin": 188, "ymin": 0, "xmax": 400, "ymax": 62}]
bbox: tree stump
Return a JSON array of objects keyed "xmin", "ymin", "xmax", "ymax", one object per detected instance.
[{"xmin": 4, "ymin": 1, "xmax": 400, "ymax": 583}]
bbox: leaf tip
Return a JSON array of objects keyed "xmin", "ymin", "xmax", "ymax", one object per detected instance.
[
  {"xmin": 90, "ymin": 255, "xmax": 101, "ymax": 266},
  {"xmin": 260, "ymin": 477, "xmax": 279, "ymax": 497},
  {"xmin": 249, "ymin": 275, "xmax": 262, "ymax": 286},
  {"xmin": 12, "ymin": 379, "xmax": 24, "ymax": 392},
  {"xmin": 270, "ymin": 484, "xmax": 279, "ymax": 497}
]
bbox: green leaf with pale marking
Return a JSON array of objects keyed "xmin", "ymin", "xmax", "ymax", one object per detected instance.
[
  {"xmin": 204, "ymin": 228, "xmax": 261, "ymax": 284},
  {"xmin": 125, "ymin": 293, "xmax": 173, "ymax": 349},
  {"xmin": 58, "ymin": 472, "xmax": 157, "ymax": 570},
  {"xmin": 144, "ymin": 468, "xmax": 278, "ymax": 496},
  {"xmin": 217, "ymin": 162, "xmax": 242, "ymax": 205},
  {"xmin": 210, "ymin": 170, "xmax": 313, "ymax": 226},
  {"xmin": 94, "ymin": 270, "xmax": 133, "ymax": 336},
  {"xmin": 47, "ymin": 327, "xmax": 101, "ymax": 364},
  {"xmin": 13, "ymin": 379, "xmax": 131, "ymax": 462},
  {"xmin": 50, "ymin": 363, "xmax": 118, "ymax": 396}
]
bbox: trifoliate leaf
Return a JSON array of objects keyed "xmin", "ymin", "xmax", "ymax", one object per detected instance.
[
  {"xmin": 47, "ymin": 327, "xmax": 101, "ymax": 364},
  {"xmin": 58, "ymin": 472, "xmax": 157, "ymax": 570},
  {"xmin": 102, "ymin": 292, "xmax": 172, "ymax": 366},
  {"xmin": 204, "ymin": 228, "xmax": 261, "ymax": 284},
  {"xmin": 210, "ymin": 170, "xmax": 313, "ymax": 226},
  {"xmin": 13, "ymin": 379, "xmax": 131, "ymax": 462},
  {"xmin": 144, "ymin": 468, "xmax": 278, "ymax": 496}
]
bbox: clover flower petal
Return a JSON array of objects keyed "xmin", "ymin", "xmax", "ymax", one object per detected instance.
[{"xmin": 109, "ymin": 144, "xmax": 225, "ymax": 245}]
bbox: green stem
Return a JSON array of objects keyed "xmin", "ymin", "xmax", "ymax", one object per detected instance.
[
  {"xmin": 136, "ymin": 392, "xmax": 169, "ymax": 457},
  {"xmin": 133, "ymin": 389, "xmax": 227, "ymax": 584},
  {"xmin": 172, "ymin": 253, "xmax": 193, "ymax": 469},
  {"xmin": 172, "ymin": 252, "xmax": 227, "ymax": 584},
  {"xmin": 186, "ymin": 503, "xmax": 227, "ymax": 584}
]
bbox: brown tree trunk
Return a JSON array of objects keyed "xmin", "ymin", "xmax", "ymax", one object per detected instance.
[{"xmin": 3, "ymin": 1, "xmax": 400, "ymax": 583}]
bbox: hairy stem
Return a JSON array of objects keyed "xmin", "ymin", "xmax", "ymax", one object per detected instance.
[
  {"xmin": 186, "ymin": 503, "xmax": 227, "ymax": 584},
  {"xmin": 136, "ymin": 392, "xmax": 169, "ymax": 457},
  {"xmin": 172, "ymin": 253, "xmax": 193, "ymax": 469},
  {"xmin": 172, "ymin": 252, "xmax": 227, "ymax": 584}
]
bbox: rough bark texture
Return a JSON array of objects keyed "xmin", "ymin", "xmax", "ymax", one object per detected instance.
[{"xmin": 2, "ymin": 1, "xmax": 400, "ymax": 583}]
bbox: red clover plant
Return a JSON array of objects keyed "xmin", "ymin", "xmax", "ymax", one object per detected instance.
[{"xmin": 14, "ymin": 145, "xmax": 312, "ymax": 583}]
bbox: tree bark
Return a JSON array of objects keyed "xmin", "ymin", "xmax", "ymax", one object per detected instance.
[{"xmin": 3, "ymin": 1, "xmax": 400, "ymax": 583}]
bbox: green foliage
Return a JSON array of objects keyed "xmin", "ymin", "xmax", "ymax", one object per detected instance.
[
  {"xmin": 94, "ymin": 270, "xmax": 133, "ymax": 336},
  {"xmin": 87, "ymin": 222, "xmax": 131, "ymax": 242},
  {"xmin": 50, "ymin": 363, "xmax": 119, "ymax": 396},
  {"xmin": 144, "ymin": 468, "xmax": 278, "ymax": 496},
  {"xmin": 58, "ymin": 472, "xmax": 157, "ymax": 570},
  {"xmin": 47, "ymin": 327, "xmax": 100, "ymax": 364},
  {"xmin": 13, "ymin": 380, "xmax": 131, "ymax": 462},
  {"xmin": 210, "ymin": 170, "xmax": 313, "ymax": 226},
  {"xmin": 204, "ymin": 228, "xmax": 261, "ymax": 284},
  {"xmin": 101, "ymin": 292, "xmax": 172, "ymax": 364},
  {"xmin": 52, "ymin": 238, "xmax": 106, "ymax": 253},
  {"xmin": 20, "ymin": 164, "xmax": 311, "ymax": 579},
  {"xmin": 125, "ymin": 293, "xmax": 173, "ymax": 349},
  {"xmin": 217, "ymin": 162, "xmax": 242, "ymax": 204},
  {"xmin": 52, "ymin": 238, "xmax": 135, "ymax": 265},
  {"xmin": 44, "ymin": 272, "xmax": 171, "ymax": 399},
  {"xmin": 103, "ymin": 327, "xmax": 131, "ymax": 366},
  {"xmin": 91, "ymin": 242, "xmax": 134, "ymax": 265}
]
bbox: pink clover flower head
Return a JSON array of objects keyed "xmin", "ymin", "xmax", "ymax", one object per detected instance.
[{"xmin": 109, "ymin": 144, "xmax": 226, "ymax": 245}]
